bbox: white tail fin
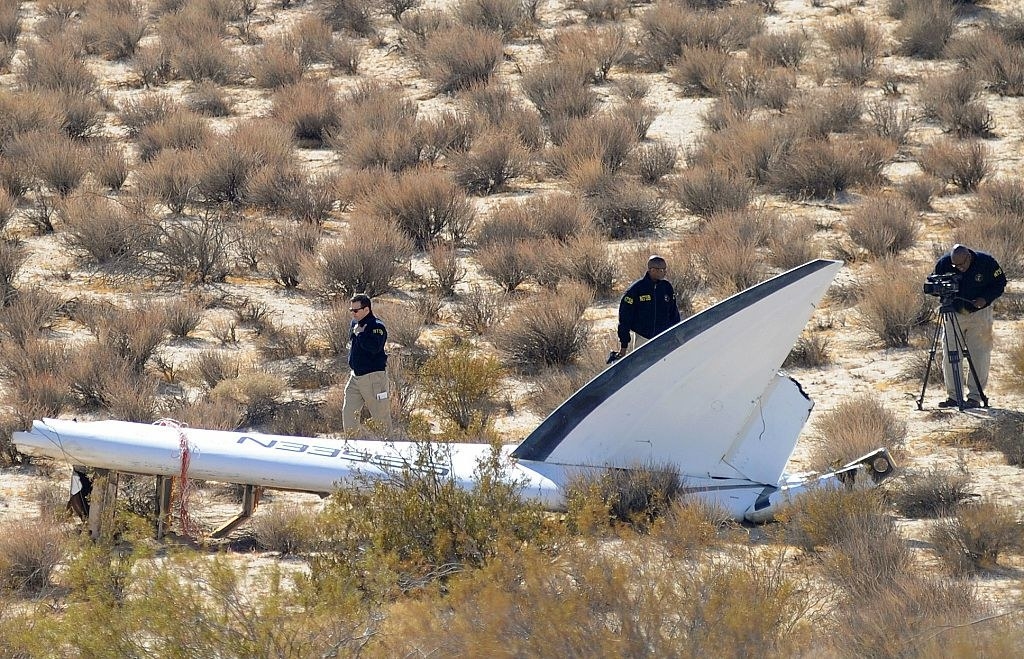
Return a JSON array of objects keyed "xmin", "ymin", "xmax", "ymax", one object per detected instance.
[{"xmin": 512, "ymin": 260, "xmax": 842, "ymax": 484}]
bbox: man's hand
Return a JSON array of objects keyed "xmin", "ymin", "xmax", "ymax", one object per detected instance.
[
  {"xmin": 617, "ymin": 345, "xmax": 628, "ymax": 359},
  {"xmin": 352, "ymin": 323, "xmax": 365, "ymax": 335},
  {"xmin": 972, "ymin": 297, "xmax": 987, "ymax": 309}
]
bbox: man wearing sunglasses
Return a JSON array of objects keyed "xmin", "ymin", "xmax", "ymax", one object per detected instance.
[
  {"xmin": 343, "ymin": 293, "xmax": 392, "ymax": 431},
  {"xmin": 615, "ymin": 255, "xmax": 681, "ymax": 360}
]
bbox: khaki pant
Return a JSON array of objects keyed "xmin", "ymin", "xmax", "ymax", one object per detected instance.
[
  {"xmin": 342, "ymin": 370, "xmax": 392, "ymax": 432},
  {"xmin": 623, "ymin": 333, "xmax": 651, "ymax": 355},
  {"xmin": 942, "ymin": 306, "xmax": 993, "ymax": 402}
]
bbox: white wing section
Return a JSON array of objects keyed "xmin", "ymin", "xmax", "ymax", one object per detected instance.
[{"xmin": 512, "ymin": 260, "xmax": 841, "ymax": 483}]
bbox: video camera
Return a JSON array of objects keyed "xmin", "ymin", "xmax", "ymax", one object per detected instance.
[{"xmin": 923, "ymin": 272, "xmax": 960, "ymax": 298}]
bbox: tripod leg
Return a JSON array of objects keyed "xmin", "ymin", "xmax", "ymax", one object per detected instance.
[
  {"xmin": 917, "ymin": 315, "xmax": 944, "ymax": 410},
  {"xmin": 942, "ymin": 312, "xmax": 968, "ymax": 409}
]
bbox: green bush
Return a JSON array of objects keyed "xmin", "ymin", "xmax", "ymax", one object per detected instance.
[{"xmin": 419, "ymin": 340, "xmax": 505, "ymax": 432}]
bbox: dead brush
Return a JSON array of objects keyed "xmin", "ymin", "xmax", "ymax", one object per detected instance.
[
  {"xmin": 271, "ymin": 80, "xmax": 343, "ymax": 147},
  {"xmin": 373, "ymin": 300, "xmax": 425, "ymax": 350},
  {"xmin": 766, "ymin": 215, "xmax": 820, "ymax": 270},
  {"xmin": 856, "ymin": 258, "xmax": 930, "ymax": 348},
  {"xmin": 634, "ymin": 141, "xmax": 677, "ymax": 183},
  {"xmin": 135, "ymin": 109, "xmax": 209, "ymax": 162},
  {"xmin": 0, "ymin": 286, "xmax": 62, "ymax": 347},
  {"xmin": 670, "ymin": 45, "xmax": 737, "ymax": 97},
  {"xmin": 655, "ymin": 495, "xmax": 732, "ymax": 557},
  {"xmin": 810, "ymin": 393, "xmax": 907, "ymax": 471},
  {"xmin": 898, "ymin": 173, "xmax": 943, "ymax": 210},
  {"xmin": 418, "ymin": 25, "xmax": 503, "ymax": 94},
  {"xmin": 367, "ymin": 167, "xmax": 475, "ymax": 248},
  {"xmin": 894, "ymin": 0, "xmax": 954, "ymax": 59},
  {"xmin": 781, "ymin": 486, "xmax": 890, "ymax": 553},
  {"xmin": 919, "ymin": 137, "xmax": 992, "ymax": 192},
  {"xmin": 783, "ymin": 330, "xmax": 831, "ymax": 368},
  {"xmin": 451, "ymin": 128, "xmax": 529, "ymax": 195},
  {"xmin": 692, "ymin": 208, "xmax": 770, "ymax": 294},
  {"xmin": 676, "ymin": 164, "xmax": 753, "ymax": 218},
  {"xmin": 930, "ymin": 500, "xmax": 1023, "ymax": 574},
  {"xmin": 953, "ymin": 210, "xmax": 1024, "ymax": 279},
  {"xmin": 302, "ymin": 216, "xmax": 414, "ymax": 298},
  {"xmin": 547, "ymin": 113, "xmax": 637, "ymax": 176},
  {"xmin": 426, "ymin": 240, "xmax": 465, "ymax": 297},
  {"xmin": 0, "ymin": 519, "xmax": 66, "ymax": 594},
  {"xmin": 546, "ymin": 25, "xmax": 627, "ymax": 84},
  {"xmin": 475, "ymin": 240, "xmax": 535, "ymax": 293},
  {"xmin": 249, "ymin": 37, "xmax": 304, "ymax": 89},
  {"xmin": 453, "ymin": 283, "xmax": 509, "ymax": 335},
  {"xmin": 455, "ymin": 0, "xmax": 534, "ymax": 37},
  {"xmin": 250, "ymin": 503, "xmax": 318, "ymax": 555},
  {"xmin": 888, "ymin": 464, "xmax": 974, "ymax": 518},
  {"xmin": 846, "ymin": 195, "xmax": 919, "ymax": 258},
  {"xmin": 960, "ymin": 410, "xmax": 1024, "ymax": 467},
  {"xmin": 493, "ymin": 284, "xmax": 591, "ymax": 371},
  {"xmin": 748, "ymin": 28, "xmax": 808, "ymax": 68}
]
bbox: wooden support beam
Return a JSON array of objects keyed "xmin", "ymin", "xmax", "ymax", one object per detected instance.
[
  {"xmin": 155, "ymin": 475, "xmax": 174, "ymax": 539},
  {"xmin": 87, "ymin": 469, "xmax": 119, "ymax": 541},
  {"xmin": 210, "ymin": 485, "xmax": 260, "ymax": 539}
]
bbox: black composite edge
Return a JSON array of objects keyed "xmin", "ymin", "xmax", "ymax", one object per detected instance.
[{"xmin": 510, "ymin": 259, "xmax": 838, "ymax": 462}]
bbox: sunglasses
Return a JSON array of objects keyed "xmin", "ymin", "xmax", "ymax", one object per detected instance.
[{"xmin": 349, "ymin": 307, "xmax": 364, "ymax": 312}]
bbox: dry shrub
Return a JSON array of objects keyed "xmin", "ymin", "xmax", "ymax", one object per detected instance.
[
  {"xmin": 0, "ymin": 188, "xmax": 12, "ymax": 231},
  {"xmin": 671, "ymin": 45, "xmax": 737, "ymax": 97},
  {"xmin": 210, "ymin": 371, "xmax": 287, "ymax": 426},
  {"xmin": 566, "ymin": 463, "xmax": 682, "ymax": 533},
  {"xmin": 634, "ymin": 141, "xmax": 677, "ymax": 183},
  {"xmin": 271, "ymin": 80, "xmax": 343, "ymax": 147},
  {"xmin": 134, "ymin": 149, "xmax": 202, "ymax": 213},
  {"xmin": 322, "ymin": 0, "xmax": 377, "ymax": 36},
  {"xmin": 257, "ymin": 318, "xmax": 313, "ymax": 361},
  {"xmin": 366, "ymin": 167, "xmax": 475, "ymax": 248},
  {"xmin": 0, "ymin": 0, "xmax": 20, "ymax": 47},
  {"xmin": 559, "ymin": 232, "xmax": 617, "ymax": 298},
  {"xmin": 769, "ymin": 135, "xmax": 893, "ymax": 199},
  {"xmin": 136, "ymin": 109, "xmax": 209, "ymax": 162},
  {"xmin": 976, "ymin": 38, "xmax": 1024, "ymax": 97},
  {"xmin": 790, "ymin": 85, "xmax": 863, "ymax": 138},
  {"xmin": 919, "ymin": 70, "xmax": 994, "ymax": 138},
  {"xmin": 0, "ymin": 339, "xmax": 72, "ymax": 420},
  {"xmin": 419, "ymin": 340, "xmax": 504, "ymax": 432},
  {"xmin": 867, "ymin": 99, "xmax": 915, "ymax": 146},
  {"xmin": 188, "ymin": 349, "xmax": 240, "ymax": 390},
  {"xmin": 453, "ymin": 284, "xmax": 509, "ymax": 335},
  {"xmin": 250, "ymin": 503, "xmax": 318, "ymax": 555},
  {"xmin": 146, "ymin": 211, "xmax": 232, "ymax": 283},
  {"xmin": 846, "ymin": 195, "xmax": 919, "ymax": 258},
  {"xmin": 0, "ymin": 286, "xmax": 61, "ymax": 347},
  {"xmin": 655, "ymin": 496, "xmax": 731, "ymax": 557},
  {"xmin": 0, "ymin": 240, "xmax": 27, "ymax": 301},
  {"xmin": 118, "ymin": 94, "xmax": 178, "ymax": 137},
  {"xmin": 373, "ymin": 300, "xmax": 424, "ymax": 351},
  {"xmin": 131, "ymin": 40, "xmax": 173, "ymax": 86},
  {"xmin": 452, "ymin": 129, "xmax": 528, "ymax": 195},
  {"xmin": 546, "ymin": 25, "xmax": 627, "ymax": 84},
  {"xmin": 899, "ymin": 173, "xmax": 943, "ymax": 210},
  {"xmin": 822, "ymin": 17, "xmax": 882, "ymax": 84},
  {"xmin": 783, "ymin": 330, "xmax": 831, "ymax": 368},
  {"xmin": 198, "ymin": 120, "xmax": 295, "ymax": 204},
  {"xmin": 810, "ymin": 393, "xmax": 907, "ymax": 471},
  {"xmin": 692, "ymin": 208, "xmax": 771, "ymax": 294},
  {"xmin": 960, "ymin": 410, "xmax": 1024, "ymax": 467},
  {"xmin": 426, "ymin": 240, "xmax": 465, "ymax": 297},
  {"xmin": 417, "ymin": 111, "xmax": 476, "ymax": 165},
  {"xmin": 895, "ymin": 0, "xmax": 954, "ymax": 59},
  {"xmin": 327, "ymin": 34, "xmax": 362, "ymax": 74},
  {"xmin": 90, "ymin": 141, "xmax": 130, "ymax": 191},
  {"xmin": 18, "ymin": 39, "xmax": 97, "ymax": 95},
  {"xmin": 162, "ymin": 9, "xmax": 238, "ymax": 83},
  {"xmin": 493, "ymin": 284, "xmax": 591, "ymax": 371},
  {"xmin": 520, "ymin": 59, "xmax": 596, "ymax": 125},
  {"xmin": 463, "ymin": 81, "xmax": 544, "ymax": 149},
  {"xmin": 675, "ymin": 164, "xmax": 752, "ymax": 218},
  {"xmin": 634, "ymin": 3, "xmax": 764, "ymax": 72},
  {"xmin": 547, "ymin": 114, "xmax": 637, "ymax": 176},
  {"xmin": 0, "ymin": 519, "xmax": 65, "ymax": 593},
  {"xmin": 161, "ymin": 296, "xmax": 203, "ymax": 338},
  {"xmin": 268, "ymin": 223, "xmax": 319, "ymax": 289},
  {"xmin": 919, "ymin": 138, "xmax": 992, "ymax": 191},
  {"xmin": 889, "ymin": 464, "xmax": 973, "ymax": 518},
  {"xmin": 783, "ymin": 485, "xmax": 891, "ymax": 553},
  {"xmin": 690, "ymin": 117, "xmax": 794, "ymax": 184},
  {"xmin": 766, "ymin": 215, "xmax": 819, "ymax": 270},
  {"xmin": 748, "ymin": 28, "xmax": 807, "ymax": 68},
  {"xmin": 7, "ymin": 129, "xmax": 88, "ymax": 197},
  {"xmin": 569, "ymin": 163, "xmax": 665, "ymax": 238},
  {"xmin": 475, "ymin": 240, "xmax": 535, "ymax": 293},
  {"xmin": 60, "ymin": 191, "xmax": 153, "ymax": 266},
  {"xmin": 419, "ymin": 25, "xmax": 503, "ymax": 94},
  {"xmin": 250, "ymin": 37, "xmax": 304, "ymax": 89},
  {"xmin": 455, "ymin": 0, "xmax": 532, "ymax": 36},
  {"xmin": 382, "ymin": 0, "xmax": 422, "ymax": 21},
  {"xmin": 930, "ymin": 500, "xmax": 1023, "ymax": 574},
  {"xmin": 79, "ymin": 0, "xmax": 146, "ymax": 60},
  {"xmin": 303, "ymin": 215, "xmax": 413, "ymax": 298},
  {"xmin": 77, "ymin": 301, "xmax": 170, "ymax": 373}
]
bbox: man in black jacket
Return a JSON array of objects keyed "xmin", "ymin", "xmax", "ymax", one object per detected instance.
[
  {"xmin": 933, "ymin": 244, "xmax": 1007, "ymax": 408},
  {"xmin": 615, "ymin": 255, "xmax": 681, "ymax": 359},
  {"xmin": 342, "ymin": 293, "xmax": 392, "ymax": 431}
]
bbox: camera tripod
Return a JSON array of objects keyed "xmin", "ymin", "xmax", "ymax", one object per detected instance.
[{"xmin": 916, "ymin": 299, "xmax": 988, "ymax": 411}]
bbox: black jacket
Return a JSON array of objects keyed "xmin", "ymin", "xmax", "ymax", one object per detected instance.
[
  {"xmin": 617, "ymin": 274, "xmax": 681, "ymax": 346},
  {"xmin": 934, "ymin": 248, "xmax": 1007, "ymax": 313},
  {"xmin": 348, "ymin": 312, "xmax": 388, "ymax": 375}
]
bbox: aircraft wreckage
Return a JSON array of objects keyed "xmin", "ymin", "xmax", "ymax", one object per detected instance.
[{"xmin": 14, "ymin": 259, "xmax": 894, "ymax": 537}]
